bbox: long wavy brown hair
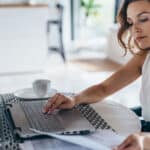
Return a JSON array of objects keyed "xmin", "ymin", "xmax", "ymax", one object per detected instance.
[{"xmin": 117, "ymin": 0, "xmax": 150, "ymax": 55}]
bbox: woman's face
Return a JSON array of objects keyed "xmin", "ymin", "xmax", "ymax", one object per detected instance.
[{"xmin": 127, "ymin": 0, "xmax": 150, "ymax": 50}]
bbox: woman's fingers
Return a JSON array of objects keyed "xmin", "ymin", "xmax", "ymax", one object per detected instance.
[
  {"xmin": 49, "ymin": 94, "xmax": 66, "ymax": 112},
  {"xmin": 42, "ymin": 93, "xmax": 60, "ymax": 113},
  {"xmin": 42, "ymin": 93, "xmax": 73, "ymax": 113}
]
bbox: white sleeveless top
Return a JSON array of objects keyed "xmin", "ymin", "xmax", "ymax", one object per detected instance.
[{"xmin": 140, "ymin": 51, "xmax": 150, "ymax": 121}]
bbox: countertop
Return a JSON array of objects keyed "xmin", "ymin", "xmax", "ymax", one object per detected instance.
[{"xmin": 0, "ymin": 3, "xmax": 48, "ymax": 8}]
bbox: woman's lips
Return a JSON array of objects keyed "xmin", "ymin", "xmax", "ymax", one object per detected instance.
[{"xmin": 135, "ymin": 36, "xmax": 146, "ymax": 42}]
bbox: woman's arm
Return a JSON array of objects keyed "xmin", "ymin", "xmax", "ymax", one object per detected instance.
[
  {"xmin": 74, "ymin": 51, "xmax": 147, "ymax": 105},
  {"xmin": 43, "ymin": 52, "xmax": 147, "ymax": 113}
]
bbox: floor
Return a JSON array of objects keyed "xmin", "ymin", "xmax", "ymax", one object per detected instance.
[
  {"xmin": 0, "ymin": 50, "xmax": 141, "ymax": 108},
  {"xmin": 69, "ymin": 57, "xmax": 122, "ymax": 72}
]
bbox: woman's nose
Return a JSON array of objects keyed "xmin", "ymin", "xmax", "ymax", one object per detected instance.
[{"xmin": 132, "ymin": 23, "xmax": 142, "ymax": 33}]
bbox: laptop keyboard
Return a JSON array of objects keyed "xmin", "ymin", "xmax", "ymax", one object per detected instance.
[
  {"xmin": 75, "ymin": 104, "xmax": 114, "ymax": 131},
  {"xmin": 20, "ymin": 101, "xmax": 64, "ymax": 132}
]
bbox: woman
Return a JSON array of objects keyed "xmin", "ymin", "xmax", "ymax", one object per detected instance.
[
  {"xmin": 43, "ymin": 0, "xmax": 150, "ymax": 149},
  {"xmin": 115, "ymin": 0, "xmax": 150, "ymax": 149}
]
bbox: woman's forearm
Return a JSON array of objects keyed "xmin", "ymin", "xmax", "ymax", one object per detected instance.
[
  {"xmin": 74, "ymin": 83, "xmax": 108, "ymax": 105},
  {"xmin": 73, "ymin": 55, "xmax": 143, "ymax": 106}
]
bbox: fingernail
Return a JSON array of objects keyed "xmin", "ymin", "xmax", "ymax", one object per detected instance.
[
  {"xmin": 48, "ymin": 110, "xmax": 53, "ymax": 114},
  {"xmin": 42, "ymin": 108, "xmax": 46, "ymax": 113}
]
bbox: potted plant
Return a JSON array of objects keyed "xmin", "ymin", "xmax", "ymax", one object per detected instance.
[{"xmin": 80, "ymin": 0, "xmax": 102, "ymax": 25}]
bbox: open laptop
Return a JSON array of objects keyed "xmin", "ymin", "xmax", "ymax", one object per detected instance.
[{"xmin": 5, "ymin": 100, "xmax": 96, "ymax": 139}]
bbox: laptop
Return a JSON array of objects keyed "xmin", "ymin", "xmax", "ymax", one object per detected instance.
[
  {"xmin": 2, "ymin": 93, "xmax": 114, "ymax": 140},
  {"xmin": 5, "ymin": 100, "xmax": 96, "ymax": 139}
]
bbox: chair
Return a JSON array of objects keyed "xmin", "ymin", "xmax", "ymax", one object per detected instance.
[{"xmin": 47, "ymin": 3, "xmax": 66, "ymax": 62}]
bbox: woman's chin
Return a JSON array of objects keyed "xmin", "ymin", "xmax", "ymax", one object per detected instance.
[{"xmin": 139, "ymin": 46, "xmax": 150, "ymax": 51}]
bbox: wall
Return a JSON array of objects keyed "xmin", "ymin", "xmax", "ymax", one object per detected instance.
[
  {"xmin": 106, "ymin": 24, "xmax": 133, "ymax": 65},
  {"xmin": 61, "ymin": 0, "xmax": 71, "ymax": 51}
]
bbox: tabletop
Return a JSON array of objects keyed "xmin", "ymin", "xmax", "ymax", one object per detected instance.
[
  {"xmin": 19, "ymin": 100, "xmax": 141, "ymax": 150},
  {"xmin": 91, "ymin": 100, "xmax": 141, "ymax": 135}
]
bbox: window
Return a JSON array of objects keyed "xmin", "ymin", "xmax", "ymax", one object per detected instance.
[{"xmin": 78, "ymin": 0, "xmax": 115, "ymax": 37}]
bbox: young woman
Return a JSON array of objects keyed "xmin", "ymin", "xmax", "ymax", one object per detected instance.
[{"xmin": 43, "ymin": 0, "xmax": 150, "ymax": 149}]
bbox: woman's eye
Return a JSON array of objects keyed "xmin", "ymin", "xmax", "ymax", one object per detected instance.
[{"xmin": 139, "ymin": 18, "xmax": 148, "ymax": 23}]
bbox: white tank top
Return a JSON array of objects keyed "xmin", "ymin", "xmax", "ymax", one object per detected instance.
[{"xmin": 140, "ymin": 51, "xmax": 150, "ymax": 121}]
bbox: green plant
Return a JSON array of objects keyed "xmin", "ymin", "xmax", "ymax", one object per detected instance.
[{"xmin": 80, "ymin": 0, "xmax": 102, "ymax": 18}]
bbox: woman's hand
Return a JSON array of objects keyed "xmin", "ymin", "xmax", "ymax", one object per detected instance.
[
  {"xmin": 42, "ymin": 93, "xmax": 76, "ymax": 114},
  {"xmin": 114, "ymin": 133, "xmax": 144, "ymax": 150}
]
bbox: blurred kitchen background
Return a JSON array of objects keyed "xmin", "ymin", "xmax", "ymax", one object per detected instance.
[{"xmin": 0, "ymin": 0, "xmax": 140, "ymax": 108}]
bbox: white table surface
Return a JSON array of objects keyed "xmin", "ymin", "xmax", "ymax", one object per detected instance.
[
  {"xmin": 20, "ymin": 100, "xmax": 141, "ymax": 150},
  {"xmin": 91, "ymin": 100, "xmax": 141, "ymax": 135}
]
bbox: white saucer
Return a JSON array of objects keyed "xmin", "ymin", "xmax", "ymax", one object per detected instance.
[{"xmin": 14, "ymin": 88, "xmax": 57, "ymax": 100}]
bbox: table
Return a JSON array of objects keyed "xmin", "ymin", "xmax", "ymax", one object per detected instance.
[
  {"xmin": 91, "ymin": 100, "xmax": 141, "ymax": 135},
  {"xmin": 19, "ymin": 100, "xmax": 141, "ymax": 150},
  {"xmin": 0, "ymin": 94, "xmax": 141, "ymax": 150},
  {"xmin": 0, "ymin": 96, "xmax": 141, "ymax": 150}
]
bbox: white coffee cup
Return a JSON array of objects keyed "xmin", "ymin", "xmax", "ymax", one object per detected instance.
[{"xmin": 32, "ymin": 79, "xmax": 51, "ymax": 97}]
